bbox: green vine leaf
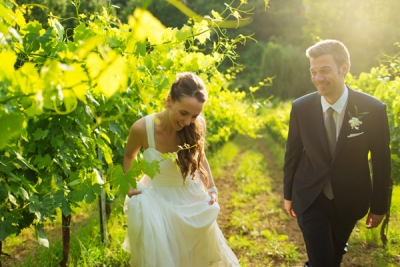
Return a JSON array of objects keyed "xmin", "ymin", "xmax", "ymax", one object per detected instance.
[
  {"xmin": 0, "ymin": 214, "xmax": 18, "ymax": 242},
  {"xmin": 36, "ymin": 224, "xmax": 49, "ymax": 248},
  {"xmin": 111, "ymin": 165, "xmax": 135, "ymax": 194},
  {"xmin": 33, "ymin": 129, "xmax": 49, "ymax": 140},
  {"xmin": 0, "ymin": 113, "xmax": 25, "ymax": 149},
  {"xmin": 143, "ymin": 160, "xmax": 160, "ymax": 179},
  {"xmin": 49, "ymin": 18, "xmax": 64, "ymax": 42}
]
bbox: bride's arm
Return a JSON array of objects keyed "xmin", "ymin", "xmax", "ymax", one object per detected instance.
[
  {"xmin": 200, "ymin": 156, "xmax": 218, "ymax": 205},
  {"xmin": 124, "ymin": 119, "xmax": 145, "ymax": 197},
  {"xmin": 197, "ymin": 116, "xmax": 218, "ymax": 204}
]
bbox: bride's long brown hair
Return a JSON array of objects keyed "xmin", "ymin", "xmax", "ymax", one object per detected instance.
[{"xmin": 169, "ymin": 72, "xmax": 208, "ymax": 185}]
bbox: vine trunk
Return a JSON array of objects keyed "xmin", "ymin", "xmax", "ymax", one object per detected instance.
[{"xmin": 60, "ymin": 214, "xmax": 71, "ymax": 267}]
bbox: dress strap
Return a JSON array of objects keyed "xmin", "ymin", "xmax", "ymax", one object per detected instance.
[{"xmin": 145, "ymin": 114, "xmax": 156, "ymax": 149}]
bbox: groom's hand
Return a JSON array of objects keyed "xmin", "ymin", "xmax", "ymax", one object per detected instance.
[
  {"xmin": 284, "ymin": 199, "xmax": 297, "ymax": 218},
  {"xmin": 366, "ymin": 212, "xmax": 385, "ymax": 229}
]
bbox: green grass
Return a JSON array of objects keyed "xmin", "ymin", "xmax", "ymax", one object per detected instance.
[
  {"xmin": 348, "ymin": 185, "xmax": 400, "ymax": 266},
  {"xmin": 226, "ymin": 141, "xmax": 301, "ymax": 266},
  {"xmin": 262, "ymin": 131, "xmax": 286, "ymax": 170},
  {"xmin": 207, "ymin": 141, "xmax": 240, "ymax": 178},
  {"xmin": 4, "ymin": 199, "xmax": 130, "ymax": 267}
]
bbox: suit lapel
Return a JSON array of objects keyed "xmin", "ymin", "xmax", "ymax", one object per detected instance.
[
  {"xmin": 333, "ymin": 87, "xmax": 355, "ymax": 160},
  {"xmin": 312, "ymin": 97, "xmax": 332, "ymax": 160}
]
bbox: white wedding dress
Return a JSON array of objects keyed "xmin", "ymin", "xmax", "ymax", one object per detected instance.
[{"xmin": 122, "ymin": 114, "xmax": 240, "ymax": 267}]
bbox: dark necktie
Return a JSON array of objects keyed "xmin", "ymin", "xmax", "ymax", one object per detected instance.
[{"xmin": 323, "ymin": 107, "xmax": 336, "ymax": 199}]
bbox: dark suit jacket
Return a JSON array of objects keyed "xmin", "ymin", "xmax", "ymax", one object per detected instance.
[{"xmin": 283, "ymin": 86, "xmax": 391, "ymax": 220}]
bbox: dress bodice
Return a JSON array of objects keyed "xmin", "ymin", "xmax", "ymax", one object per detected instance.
[{"xmin": 141, "ymin": 114, "xmax": 186, "ymax": 187}]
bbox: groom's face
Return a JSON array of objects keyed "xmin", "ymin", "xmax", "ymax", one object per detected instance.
[{"xmin": 309, "ymin": 54, "xmax": 348, "ymax": 101}]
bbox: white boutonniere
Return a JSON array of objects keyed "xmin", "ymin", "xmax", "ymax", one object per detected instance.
[
  {"xmin": 348, "ymin": 117, "xmax": 362, "ymax": 130},
  {"xmin": 348, "ymin": 105, "xmax": 369, "ymax": 130}
]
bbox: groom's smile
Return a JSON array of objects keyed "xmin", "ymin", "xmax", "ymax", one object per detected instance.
[{"xmin": 309, "ymin": 54, "xmax": 348, "ymax": 104}]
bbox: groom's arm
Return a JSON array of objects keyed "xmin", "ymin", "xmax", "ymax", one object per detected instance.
[
  {"xmin": 283, "ymin": 104, "xmax": 304, "ymax": 213},
  {"xmin": 367, "ymin": 103, "xmax": 391, "ymax": 227}
]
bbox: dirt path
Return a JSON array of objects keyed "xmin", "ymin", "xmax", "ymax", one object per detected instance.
[
  {"xmin": 214, "ymin": 154, "xmax": 241, "ymax": 240},
  {"xmin": 255, "ymin": 135, "xmax": 306, "ymax": 257},
  {"xmin": 215, "ymin": 135, "xmax": 307, "ymax": 266}
]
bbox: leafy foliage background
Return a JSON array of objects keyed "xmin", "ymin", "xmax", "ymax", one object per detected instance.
[{"xmin": 0, "ymin": 0, "xmax": 262, "ymax": 245}]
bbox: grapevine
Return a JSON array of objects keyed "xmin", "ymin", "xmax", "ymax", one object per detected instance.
[{"xmin": 0, "ymin": 0, "xmax": 263, "ymax": 264}]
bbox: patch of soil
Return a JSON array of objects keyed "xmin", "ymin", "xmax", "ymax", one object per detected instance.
[
  {"xmin": 256, "ymin": 135, "xmax": 307, "ymax": 255},
  {"xmin": 1, "ymin": 209, "xmax": 96, "ymax": 267},
  {"xmin": 215, "ymin": 154, "xmax": 242, "ymax": 238},
  {"xmin": 214, "ymin": 135, "xmax": 306, "ymax": 266}
]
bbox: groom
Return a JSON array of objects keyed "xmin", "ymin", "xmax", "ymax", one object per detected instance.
[{"xmin": 283, "ymin": 39, "xmax": 391, "ymax": 267}]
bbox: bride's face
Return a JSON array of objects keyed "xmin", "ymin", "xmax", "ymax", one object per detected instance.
[{"xmin": 167, "ymin": 95, "xmax": 204, "ymax": 131}]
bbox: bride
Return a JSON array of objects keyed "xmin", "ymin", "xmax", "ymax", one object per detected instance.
[{"xmin": 122, "ymin": 72, "xmax": 240, "ymax": 267}]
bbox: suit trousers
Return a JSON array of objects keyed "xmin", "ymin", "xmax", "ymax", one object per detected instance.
[{"xmin": 297, "ymin": 193, "xmax": 358, "ymax": 267}]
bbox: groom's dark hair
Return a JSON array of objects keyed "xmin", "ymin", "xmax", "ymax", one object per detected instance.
[{"xmin": 306, "ymin": 39, "xmax": 351, "ymax": 72}]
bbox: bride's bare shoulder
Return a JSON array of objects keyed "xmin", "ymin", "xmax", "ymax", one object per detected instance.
[
  {"xmin": 130, "ymin": 117, "xmax": 146, "ymax": 133},
  {"xmin": 127, "ymin": 117, "xmax": 149, "ymax": 148}
]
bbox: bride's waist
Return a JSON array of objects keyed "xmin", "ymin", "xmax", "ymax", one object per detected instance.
[{"xmin": 139, "ymin": 174, "xmax": 193, "ymax": 187}]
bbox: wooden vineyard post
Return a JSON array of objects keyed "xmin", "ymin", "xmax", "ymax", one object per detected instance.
[
  {"xmin": 97, "ymin": 147, "xmax": 107, "ymax": 244},
  {"xmin": 0, "ymin": 241, "xmax": 2, "ymax": 267},
  {"xmin": 60, "ymin": 214, "xmax": 71, "ymax": 267},
  {"xmin": 99, "ymin": 185, "xmax": 107, "ymax": 244},
  {"xmin": 106, "ymin": 201, "xmax": 111, "ymax": 221}
]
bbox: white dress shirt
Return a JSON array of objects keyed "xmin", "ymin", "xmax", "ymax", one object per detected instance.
[{"xmin": 321, "ymin": 86, "xmax": 348, "ymax": 140}]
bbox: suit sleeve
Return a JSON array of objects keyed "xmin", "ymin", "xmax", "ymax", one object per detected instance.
[
  {"xmin": 369, "ymin": 103, "xmax": 391, "ymax": 215},
  {"xmin": 283, "ymin": 103, "xmax": 304, "ymax": 200}
]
